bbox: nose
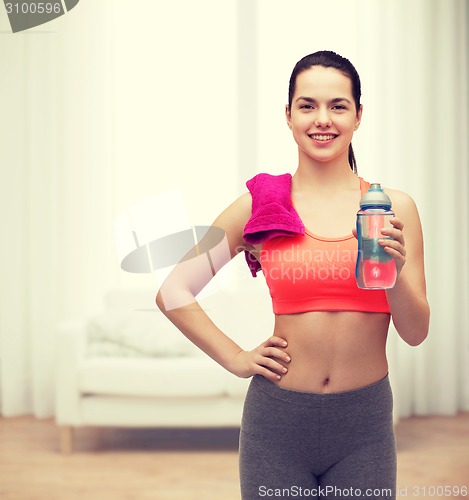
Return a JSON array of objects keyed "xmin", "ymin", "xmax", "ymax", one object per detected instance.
[{"xmin": 314, "ymin": 108, "xmax": 332, "ymax": 127}]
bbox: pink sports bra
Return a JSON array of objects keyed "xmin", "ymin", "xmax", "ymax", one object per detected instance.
[{"xmin": 259, "ymin": 178, "xmax": 391, "ymax": 315}]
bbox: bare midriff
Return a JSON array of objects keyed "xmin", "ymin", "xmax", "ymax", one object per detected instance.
[{"xmin": 272, "ymin": 311, "xmax": 391, "ymax": 393}]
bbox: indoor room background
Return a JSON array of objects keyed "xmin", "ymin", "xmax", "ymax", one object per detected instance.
[{"xmin": 0, "ymin": 0, "xmax": 468, "ymax": 424}]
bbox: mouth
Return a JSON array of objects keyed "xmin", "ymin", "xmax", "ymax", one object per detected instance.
[{"xmin": 309, "ymin": 133, "xmax": 338, "ymax": 142}]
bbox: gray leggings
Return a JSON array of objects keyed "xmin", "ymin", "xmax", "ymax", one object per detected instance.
[{"xmin": 239, "ymin": 374, "xmax": 396, "ymax": 499}]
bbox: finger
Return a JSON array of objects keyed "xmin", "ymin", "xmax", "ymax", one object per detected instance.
[
  {"xmin": 382, "ymin": 246, "xmax": 406, "ymax": 270},
  {"xmin": 378, "ymin": 238, "xmax": 406, "ymax": 257},
  {"xmin": 265, "ymin": 336, "xmax": 288, "ymax": 348},
  {"xmin": 390, "ymin": 217, "xmax": 404, "ymax": 231},
  {"xmin": 257, "ymin": 366, "xmax": 284, "ymax": 382},
  {"xmin": 380, "ymin": 228, "xmax": 405, "ymax": 246},
  {"xmin": 256, "ymin": 354, "xmax": 289, "ymax": 375},
  {"xmin": 263, "ymin": 346, "xmax": 291, "ymax": 363},
  {"xmin": 352, "ymin": 228, "xmax": 358, "ymax": 240},
  {"xmin": 382, "ymin": 245, "xmax": 405, "ymax": 258},
  {"xmin": 380, "ymin": 245, "xmax": 406, "ymax": 271}
]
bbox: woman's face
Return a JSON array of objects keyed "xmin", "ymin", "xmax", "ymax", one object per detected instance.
[{"xmin": 286, "ymin": 66, "xmax": 362, "ymax": 165}]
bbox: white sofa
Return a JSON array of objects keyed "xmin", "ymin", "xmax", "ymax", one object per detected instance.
[{"xmin": 55, "ymin": 285, "xmax": 273, "ymax": 453}]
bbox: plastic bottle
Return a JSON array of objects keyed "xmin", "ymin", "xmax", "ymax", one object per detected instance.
[{"xmin": 355, "ymin": 183, "xmax": 397, "ymax": 289}]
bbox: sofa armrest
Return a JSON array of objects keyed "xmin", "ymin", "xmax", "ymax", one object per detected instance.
[{"xmin": 55, "ymin": 319, "xmax": 88, "ymax": 425}]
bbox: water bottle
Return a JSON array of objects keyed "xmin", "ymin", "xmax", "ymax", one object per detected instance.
[{"xmin": 355, "ymin": 183, "xmax": 397, "ymax": 289}]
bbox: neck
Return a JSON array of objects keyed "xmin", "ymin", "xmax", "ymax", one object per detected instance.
[{"xmin": 292, "ymin": 150, "xmax": 358, "ymax": 193}]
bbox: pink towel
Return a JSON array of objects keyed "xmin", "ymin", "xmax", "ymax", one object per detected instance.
[{"xmin": 243, "ymin": 173, "xmax": 305, "ymax": 276}]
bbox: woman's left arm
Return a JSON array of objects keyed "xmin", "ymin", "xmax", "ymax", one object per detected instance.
[{"xmin": 379, "ymin": 189, "xmax": 430, "ymax": 346}]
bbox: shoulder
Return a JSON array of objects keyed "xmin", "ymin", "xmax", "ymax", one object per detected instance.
[
  {"xmin": 210, "ymin": 191, "xmax": 253, "ymax": 253},
  {"xmin": 384, "ymin": 187, "xmax": 417, "ymax": 211},
  {"xmin": 212, "ymin": 171, "xmax": 292, "ymax": 250},
  {"xmin": 219, "ymin": 191, "xmax": 252, "ymax": 222},
  {"xmin": 246, "ymin": 172, "xmax": 292, "ymax": 194},
  {"xmin": 384, "ymin": 187, "xmax": 422, "ymax": 227}
]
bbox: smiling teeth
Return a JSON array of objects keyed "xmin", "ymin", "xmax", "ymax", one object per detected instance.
[{"xmin": 311, "ymin": 134, "xmax": 336, "ymax": 141}]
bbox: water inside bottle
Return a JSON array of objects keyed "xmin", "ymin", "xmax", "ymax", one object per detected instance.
[
  {"xmin": 362, "ymin": 259, "xmax": 396, "ymax": 288},
  {"xmin": 358, "ymin": 237, "xmax": 397, "ymax": 289}
]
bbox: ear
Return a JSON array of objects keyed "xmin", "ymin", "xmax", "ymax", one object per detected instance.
[
  {"xmin": 285, "ymin": 104, "xmax": 292, "ymax": 130},
  {"xmin": 354, "ymin": 104, "xmax": 363, "ymax": 131}
]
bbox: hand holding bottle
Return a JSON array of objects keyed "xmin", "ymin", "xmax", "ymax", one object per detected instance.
[
  {"xmin": 355, "ymin": 183, "xmax": 406, "ymax": 289},
  {"xmin": 377, "ymin": 216, "xmax": 406, "ymax": 277}
]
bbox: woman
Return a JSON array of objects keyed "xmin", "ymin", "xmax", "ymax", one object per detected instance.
[{"xmin": 156, "ymin": 51, "xmax": 429, "ymax": 499}]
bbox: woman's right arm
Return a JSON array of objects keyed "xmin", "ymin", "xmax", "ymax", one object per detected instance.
[{"xmin": 155, "ymin": 192, "xmax": 290, "ymax": 382}]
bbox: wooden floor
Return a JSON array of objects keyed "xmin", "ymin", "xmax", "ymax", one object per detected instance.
[{"xmin": 0, "ymin": 414, "xmax": 468, "ymax": 499}]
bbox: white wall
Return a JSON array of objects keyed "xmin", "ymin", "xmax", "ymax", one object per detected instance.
[
  {"xmin": 256, "ymin": 0, "xmax": 361, "ymax": 175},
  {"xmin": 0, "ymin": 0, "xmax": 468, "ymax": 417}
]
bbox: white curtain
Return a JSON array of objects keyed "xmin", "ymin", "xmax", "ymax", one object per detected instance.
[
  {"xmin": 0, "ymin": 0, "xmax": 239, "ymax": 417},
  {"xmin": 0, "ymin": 0, "xmax": 468, "ymax": 418}
]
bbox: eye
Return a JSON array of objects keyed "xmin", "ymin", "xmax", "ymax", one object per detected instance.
[
  {"xmin": 332, "ymin": 105, "xmax": 347, "ymax": 110},
  {"xmin": 299, "ymin": 104, "xmax": 314, "ymax": 110}
]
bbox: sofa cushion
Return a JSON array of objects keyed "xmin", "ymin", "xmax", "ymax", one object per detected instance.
[
  {"xmin": 223, "ymin": 374, "xmax": 253, "ymax": 397},
  {"xmin": 86, "ymin": 310, "xmax": 201, "ymax": 358},
  {"xmin": 78, "ymin": 357, "xmax": 249, "ymax": 398}
]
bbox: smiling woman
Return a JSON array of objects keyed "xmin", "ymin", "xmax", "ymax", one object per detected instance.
[
  {"xmin": 156, "ymin": 50, "xmax": 430, "ymax": 499},
  {"xmin": 253, "ymin": 0, "xmax": 469, "ymax": 425}
]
